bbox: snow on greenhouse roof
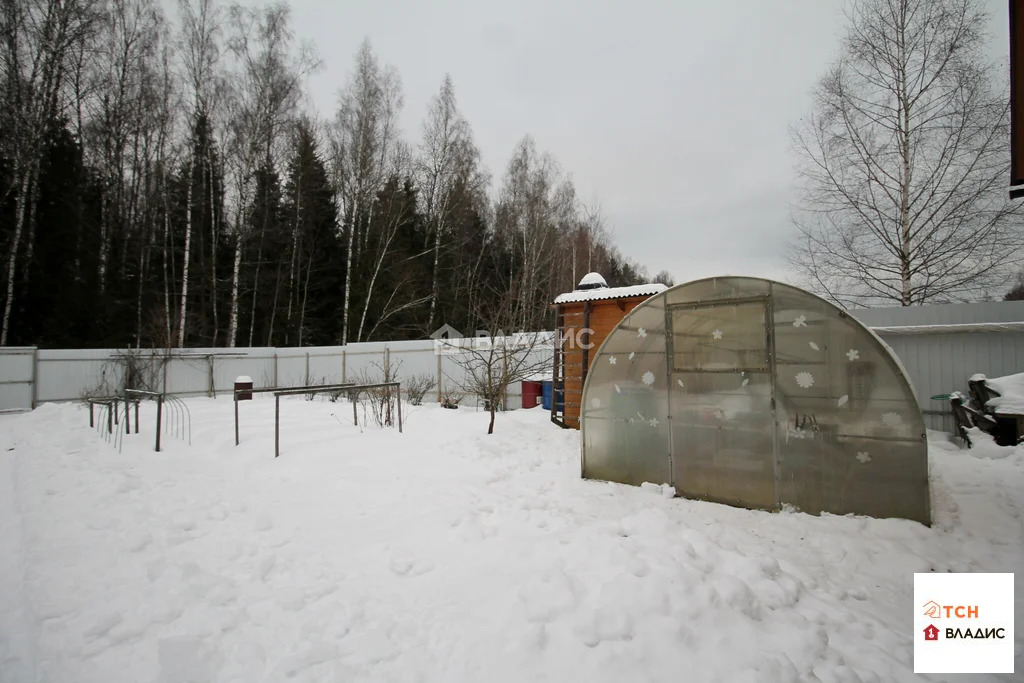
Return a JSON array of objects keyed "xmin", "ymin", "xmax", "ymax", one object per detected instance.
[{"xmin": 553, "ymin": 283, "xmax": 667, "ymax": 305}]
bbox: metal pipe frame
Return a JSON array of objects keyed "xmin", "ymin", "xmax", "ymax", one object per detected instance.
[
  {"xmin": 272, "ymin": 382, "xmax": 403, "ymax": 458},
  {"xmin": 233, "ymin": 383, "xmax": 356, "ymax": 446}
]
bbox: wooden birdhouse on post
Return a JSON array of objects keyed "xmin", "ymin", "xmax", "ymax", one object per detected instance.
[{"xmin": 550, "ymin": 273, "xmax": 667, "ymax": 429}]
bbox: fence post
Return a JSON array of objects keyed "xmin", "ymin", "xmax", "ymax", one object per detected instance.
[
  {"xmin": 342, "ymin": 350, "xmax": 347, "ymax": 383},
  {"xmin": 207, "ymin": 355, "xmax": 215, "ymax": 397},
  {"xmin": 436, "ymin": 353, "xmax": 442, "ymax": 403},
  {"xmin": 134, "ymin": 401, "xmax": 139, "ymax": 433},
  {"xmin": 89, "ymin": 402, "xmax": 94, "ymax": 427},
  {"xmin": 274, "ymin": 394, "xmax": 280, "ymax": 458},
  {"xmin": 273, "ymin": 353, "xmax": 279, "ymax": 388},
  {"xmin": 384, "ymin": 348, "xmax": 392, "ymax": 425},
  {"xmin": 124, "ymin": 389, "xmax": 131, "ymax": 434},
  {"xmin": 30, "ymin": 347, "xmax": 39, "ymax": 410},
  {"xmin": 234, "ymin": 391, "xmax": 239, "ymax": 446},
  {"xmin": 155, "ymin": 395, "xmax": 163, "ymax": 452},
  {"xmin": 397, "ymin": 384, "xmax": 403, "ymax": 433},
  {"xmin": 305, "ymin": 352, "xmax": 310, "ymax": 385}
]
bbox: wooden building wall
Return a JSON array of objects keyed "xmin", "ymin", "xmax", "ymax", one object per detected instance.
[{"xmin": 556, "ymin": 296, "xmax": 650, "ymax": 429}]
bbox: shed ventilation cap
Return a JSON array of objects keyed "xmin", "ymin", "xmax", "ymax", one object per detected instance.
[{"xmin": 578, "ymin": 272, "xmax": 608, "ymax": 290}]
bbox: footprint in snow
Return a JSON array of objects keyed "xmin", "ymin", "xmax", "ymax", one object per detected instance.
[
  {"xmin": 388, "ymin": 549, "xmax": 434, "ymax": 577},
  {"xmin": 83, "ymin": 613, "xmax": 123, "ymax": 641},
  {"xmin": 518, "ymin": 567, "xmax": 582, "ymax": 623},
  {"xmin": 124, "ymin": 531, "xmax": 153, "ymax": 553},
  {"xmin": 573, "ymin": 606, "xmax": 634, "ymax": 647},
  {"xmin": 206, "ymin": 506, "xmax": 228, "ymax": 521},
  {"xmin": 169, "ymin": 513, "xmax": 197, "ymax": 531}
]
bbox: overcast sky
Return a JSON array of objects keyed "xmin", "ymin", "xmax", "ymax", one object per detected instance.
[{"xmin": 289, "ymin": 0, "xmax": 1011, "ymax": 286}]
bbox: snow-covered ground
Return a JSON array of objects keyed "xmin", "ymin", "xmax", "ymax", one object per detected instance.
[{"xmin": 0, "ymin": 398, "xmax": 1021, "ymax": 682}]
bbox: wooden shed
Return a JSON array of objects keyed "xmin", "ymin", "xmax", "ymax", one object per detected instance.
[{"xmin": 551, "ymin": 273, "xmax": 667, "ymax": 428}]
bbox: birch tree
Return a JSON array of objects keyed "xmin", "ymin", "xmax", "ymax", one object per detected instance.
[
  {"xmin": 0, "ymin": 0, "xmax": 101, "ymax": 345},
  {"xmin": 177, "ymin": 0, "xmax": 221, "ymax": 346},
  {"xmin": 494, "ymin": 136, "xmax": 577, "ymax": 329},
  {"xmin": 84, "ymin": 0, "xmax": 164, "ymax": 296},
  {"xmin": 416, "ymin": 74, "xmax": 486, "ymax": 331},
  {"xmin": 330, "ymin": 39, "xmax": 402, "ymax": 344},
  {"xmin": 224, "ymin": 0, "xmax": 316, "ymax": 346},
  {"xmin": 789, "ymin": 0, "xmax": 1021, "ymax": 306}
]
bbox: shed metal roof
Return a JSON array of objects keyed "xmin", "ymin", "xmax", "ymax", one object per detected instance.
[{"xmin": 553, "ymin": 283, "xmax": 667, "ymax": 305}]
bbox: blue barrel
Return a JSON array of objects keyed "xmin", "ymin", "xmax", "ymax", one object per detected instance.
[{"xmin": 541, "ymin": 381, "xmax": 563, "ymax": 411}]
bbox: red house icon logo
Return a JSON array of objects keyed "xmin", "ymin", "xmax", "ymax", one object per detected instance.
[{"xmin": 924, "ymin": 624, "xmax": 940, "ymax": 641}]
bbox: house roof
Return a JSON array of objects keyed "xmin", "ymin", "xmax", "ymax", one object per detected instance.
[{"xmin": 553, "ymin": 283, "xmax": 667, "ymax": 305}]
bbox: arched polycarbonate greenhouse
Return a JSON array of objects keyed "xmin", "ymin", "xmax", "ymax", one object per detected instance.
[{"xmin": 580, "ymin": 277, "xmax": 930, "ymax": 525}]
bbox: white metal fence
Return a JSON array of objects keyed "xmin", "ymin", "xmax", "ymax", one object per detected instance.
[
  {"xmin": 850, "ymin": 301, "xmax": 1024, "ymax": 433},
  {"xmin": 2, "ymin": 301, "xmax": 1022, "ymax": 432},
  {"xmin": 0, "ymin": 338, "xmax": 555, "ymax": 413}
]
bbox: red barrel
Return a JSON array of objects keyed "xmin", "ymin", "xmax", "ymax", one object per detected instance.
[{"xmin": 521, "ymin": 380, "xmax": 542, "ymax": 409}]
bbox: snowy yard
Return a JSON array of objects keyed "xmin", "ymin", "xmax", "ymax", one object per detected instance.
[{"xmin": 1, "ymin": 397, "xmax": 1021, "ymax": 683}]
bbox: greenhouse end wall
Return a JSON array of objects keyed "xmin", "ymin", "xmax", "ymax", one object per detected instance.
[{"xmin": 580, "ymin": 277, "xmax": 930, "ymax": 525}]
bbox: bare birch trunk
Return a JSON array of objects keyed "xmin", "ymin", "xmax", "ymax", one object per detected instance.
[
  {"xmin": 98, "ymin": 190, "xmax": 109, "ymax": 295},
  {"xmin": 898, "ymin": 30, "xmax": 912, "ymax": 307},
  {"xmin": 163, "ymin": 211, "xmax": 172, "ymax": 346},
  {"xmin": 209, "ymin": 155, "xmax": 219, "ymax": 345},
  {"xmin": 298, "ymin": 253, "xmax": 312, "ymax": 347},
  {"xmin": 228, "ymin": 232, "xmax": 241, "ymax": 347},
  {"xmin": 22, "ymin": 167, "xmax": 40, "ymax": 282},
  {"xmin": 427, "ymin": 220, "xmax": 442, "ymax": 330},
  {"xmin": 247, "ymin": 230, "xmax": 264, "ymax": 347},
  {"xmin": 341, "ymin": 217, "xmax": 356, "ymax": 344},
  {"xmin": 286, "ymin": 168, "xmax": 302, "ymax": 342},
  {"xmin": 178, "ymin": 160, "xmax": 194, "ymax": 348},
  {"xmin": 0, "ymin": 172, "xmax": 32, "ymax": 346},
  {"xmin": 267, "ymin": 264, "xmax": 282, "ymax": 346}
]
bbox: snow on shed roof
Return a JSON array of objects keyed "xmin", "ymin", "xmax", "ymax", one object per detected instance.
[
  {"xmin": 554, "ymin": 283, "xmax": 667, "ymax": 305},
  {"xmin": 982, "ymin": 372, "xmax": 1024, "ymax": 415},
  {"xmin": 577, "ymin": 272, "xmax": 608, "ymax": 289}
]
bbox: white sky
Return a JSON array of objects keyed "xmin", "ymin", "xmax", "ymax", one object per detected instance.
[{"xmin": 288, "ymin": 0, "xmax": 1011, "ymax": 285}]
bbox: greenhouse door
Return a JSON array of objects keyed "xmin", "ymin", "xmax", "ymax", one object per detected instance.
[{"xmin": 668, "ymin": 300, "xmax": 776, "ymax": 508}]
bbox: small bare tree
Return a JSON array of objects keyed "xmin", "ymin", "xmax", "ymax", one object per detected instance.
[
  {"xmin": 403, "ymin": 373, "xmax": 436, "ymax": 406},
  {"xmin": 351, "ymin": 357, "xmax": 401, "ymax": 427},
  {"xmin": 789, "ymin": 0, "xmax": 1021, "ymax": 306},
  {"xmin": 443, "ymin": 289, "xmax": 551, "ymax": 434}
]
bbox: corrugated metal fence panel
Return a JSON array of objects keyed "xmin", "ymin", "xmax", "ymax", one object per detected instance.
[
  {"xmin": 851, "ymin": 301, "xmax": 1024, "ymax": 326},
  {"xmin": 8, "ymin": 336, "xmax": 555, "ymax": 411},
  {"xmin": 306, "ymin": 347, "xmax": 345, "ymax": 386},
  {"xmin": 0, "ymin": 347, "xmax": 35, "ymax": 411},
  {"xmin": 215, "ymin": 351, "xmax": 277, "ymax": 392},
  {"xmin": 851, "ymin": 302, "xmax": 1024, "ymax": 433},
  {"xmin": 163, "ymin": 355, "xmax": 213, "ymax": 396},
  {"xmin": 36, "ymin": 349, "xmax": 119, "ymax": 403}
]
